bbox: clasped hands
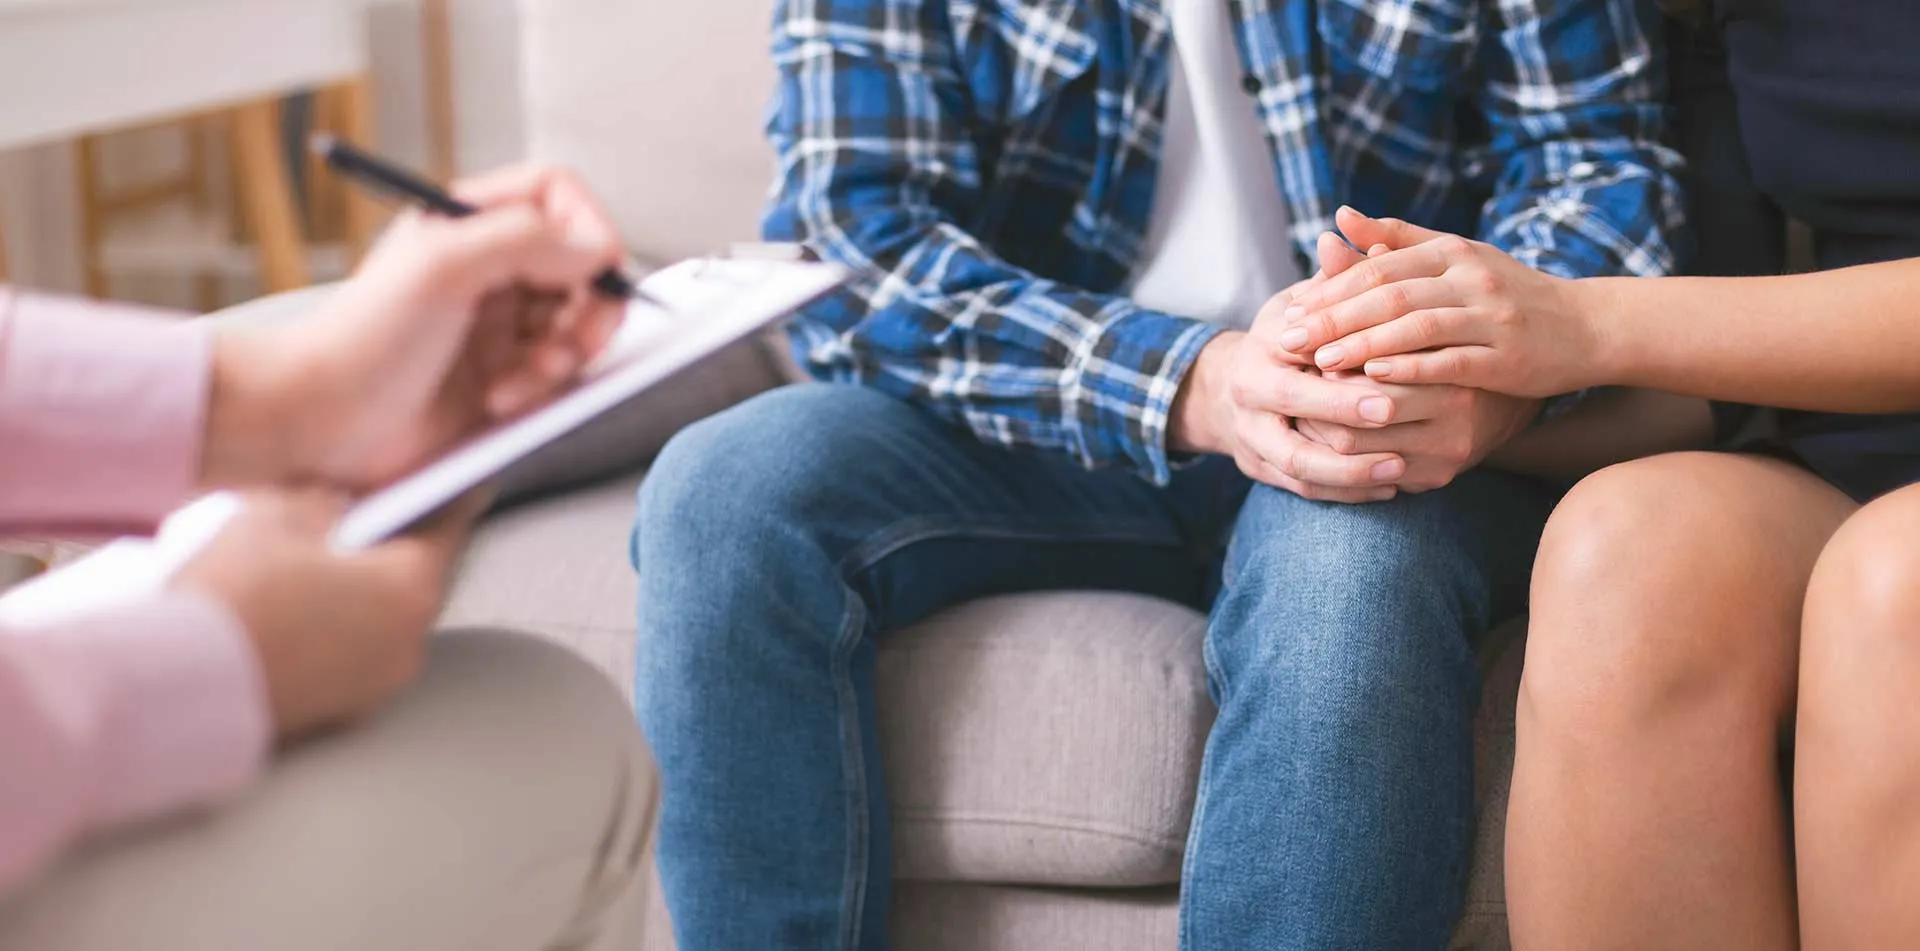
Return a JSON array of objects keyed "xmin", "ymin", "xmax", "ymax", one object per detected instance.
[{"xmin": 1172, "ymin": 206, "xmax": 1571, "ymax": 502}]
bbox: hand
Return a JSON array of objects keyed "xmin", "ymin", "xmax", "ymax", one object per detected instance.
[
  {"xmin": 1174, "ymin": 327, "xmax": 1409, "ymax": 503},
  {"xmin": 173, "ymin": 489, "xmax": 484, "ymax": 740},
  {"xmin": 1295, "ymin": 370, "xmax": 1543, "ymax": 493},
  {"xmin": 1169, "ymin": 231, "xmax": 1417, "ymax": 502},
  {"xmin": 1274, "ymin": 208, "xmax": 1599, "ymax": 398},
  {"xmin": 205, "ymin": 164, "xmax": 626, "ymax": 491}
]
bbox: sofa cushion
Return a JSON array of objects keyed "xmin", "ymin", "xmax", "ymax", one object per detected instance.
[
  {"xmin": 517, "ymin": 0, "xmax": 775, "ymax": 264},
  {"xmin": 880, "ymin": 593, "xmax": 1214, "ymax": 888}
]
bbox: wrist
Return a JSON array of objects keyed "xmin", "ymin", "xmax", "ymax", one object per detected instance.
[
  {"xmin": 1170, "ymin": 331, "xmax": 1241, "ymax": 455},
  {"xmin": 202, "ymin": 330, "xmax": 323, "ymax": 487},
  {"xmin": 1572, "ymin": 277, "xmax": 1635, "ymax": 389}
]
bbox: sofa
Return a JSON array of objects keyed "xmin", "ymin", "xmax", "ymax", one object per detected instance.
[{"xmin": 226, "ymin": 1, "xmax": 1531, "ymax": 946}]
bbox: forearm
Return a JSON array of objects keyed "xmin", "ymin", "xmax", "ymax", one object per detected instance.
[
  {"xmin": 0, "ymin": 290, "xmax": 209, "ymax": 529},
  {"xmin": 1588, "ymin": 259, "xmax": 1920, "ymax": 411},
  {"xmin": 1488, "ymin": 388, "xmax": 1713, "ymax": 480}
]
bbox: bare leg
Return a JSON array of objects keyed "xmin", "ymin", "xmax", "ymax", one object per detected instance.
[
  {"xmin": 1797, "ymin": 483, "xmax": 1920, "ymax": 949},
  {"xmin": 1508, "ymin": 453, "xmax": 1855, "ymax": 951}
]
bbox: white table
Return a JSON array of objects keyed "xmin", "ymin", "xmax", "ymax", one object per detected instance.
[{"xmin": 0, "ymin": 0, "xmax": 377, "ymax": 290}]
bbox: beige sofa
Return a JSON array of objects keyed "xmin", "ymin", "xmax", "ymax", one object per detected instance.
[{"xmin": 243, "ymin": 2, "xmax": 1532, "ymax": 947}]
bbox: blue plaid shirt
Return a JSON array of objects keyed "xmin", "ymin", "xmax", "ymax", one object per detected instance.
[{"xmin": 764, "ymin": 0, "xmax": 1688, "ymax": 484}]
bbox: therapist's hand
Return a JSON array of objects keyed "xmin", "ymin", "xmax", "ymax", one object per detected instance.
[
  {"xmin": 203, "ymin": 164, "xmax": 625, "ymax": 491},
  {"xmin": 173, "ymin": 489, "xmax": 486, "ymax": 741}
]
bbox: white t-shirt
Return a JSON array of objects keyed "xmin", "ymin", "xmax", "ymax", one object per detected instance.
[{"xmin": 1129, "ymin": 0, "xmax": 1302, "ymax": 329}]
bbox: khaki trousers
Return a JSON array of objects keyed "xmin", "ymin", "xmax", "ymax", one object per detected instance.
[{"xmin": 0, "ymin": 630, "xmax": 656, "ymax": 951}]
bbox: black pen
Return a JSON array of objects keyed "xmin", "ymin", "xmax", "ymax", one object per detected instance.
[{"xmin": 310, "ymin": 133, "xmax": 660, "ymax": 305}]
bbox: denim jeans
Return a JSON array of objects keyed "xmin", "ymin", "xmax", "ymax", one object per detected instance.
[{"xmin": 631, "ymin": 384, "xmax": 1557, "ymax": 950}]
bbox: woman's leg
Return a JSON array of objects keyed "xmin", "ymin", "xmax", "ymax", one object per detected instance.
[
  {"xmin": 1796, "ymin": 483, "xmax": 1920, "ymax": 949},
  {"xmin": 0, "ymin": 630, "xmax": 654, "ymax": 951},
  {"xmin": 1507, "ymin": 452, "xmax": 1856, "ymax": 951}
]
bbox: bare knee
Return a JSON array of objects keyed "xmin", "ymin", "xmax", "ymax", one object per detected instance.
[
  {"xmin": 1523, "ymin": 454, "xmax": 1827, "ymax": 737},
  {"xmin": 1804, "ymin": 484, "xmax": 1920, "ymax": 674}
]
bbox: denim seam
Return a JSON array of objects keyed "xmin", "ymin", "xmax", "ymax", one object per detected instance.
[
  {"xmin": 836, "ymin": 515, "xmax": 1186, "ymax": 578},
  {"xmin": 830, "ymin": 585, "xmax": 871, "ymax": 951}
]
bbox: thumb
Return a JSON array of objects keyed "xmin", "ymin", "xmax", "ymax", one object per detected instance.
[{"xmin": 1335, "ymin": 205, "xmax": 1447, "ymax": 252}]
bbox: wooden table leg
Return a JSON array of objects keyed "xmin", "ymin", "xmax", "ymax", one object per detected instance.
[
  {"xmin": 332, "ymin": 74, "xmax": 383, "ymax": 264},
  {"xmin": 229, "ymin": 97, "xmax": 311, "ymax": 293}
]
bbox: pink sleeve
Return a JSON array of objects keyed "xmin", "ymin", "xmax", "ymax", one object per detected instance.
[
  {"xmin": 0, "ymin": 592, "xmax": 269, "ymax": 894},
  {"xmin": 0, "ymin": 286, "xmax": 209, "ymax": 530}
]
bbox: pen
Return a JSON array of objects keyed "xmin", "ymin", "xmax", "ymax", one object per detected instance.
[{"xmin": 309, "ymin": 133, "xmax": 659, "ymax": 305}]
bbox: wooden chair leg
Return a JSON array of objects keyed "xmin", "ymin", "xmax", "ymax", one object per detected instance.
[
  {"xmin": 229, "ymin": 98, "xmax": 311, "ymax": 293},
  {"xmin": 74, "ymin": 136, "xmax": 110, "ymax": 299},
  {"xmin": 422, "ymin": 0, "xmax": 457, "ymax": 184},
  {"xmin": 332, "ymin": 74, "xmax": 384, "ymax": 264}
]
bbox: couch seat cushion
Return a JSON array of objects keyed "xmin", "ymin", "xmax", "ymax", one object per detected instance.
[{"xmin": 880, "ymin": 592, "xmax": 1213, "ymax": 888}]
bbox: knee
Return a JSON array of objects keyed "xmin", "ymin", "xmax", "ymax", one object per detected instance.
[
  {"xmin": 1805, "ymin": 485, "xmax": 1920, "ymax": 663},
  {"xmin": 634, "ymin": 384, "xmax": 900, "ymax": 560},
  {"xmin": 1214, "ymin": 486, "xmax": 1484, "ymax": 707},
  {"xmin": 1523, "ymin": 455, "xmax": 1781, "ymax": 733}
]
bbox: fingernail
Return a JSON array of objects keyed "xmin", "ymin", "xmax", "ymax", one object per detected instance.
[
  {"xmin": 1371, "ymin": 459, "xmax": 1405, "ymax": 482},
  {"xmin": 1317, "ymin": 345, "xmax": 1347, "ymax": 368},
  {"xmin": 1370, "ymin": 488, "xmax": 1398, "ymax": 502},
  {"xmin": 1364, "ymin": 360, "xmax": 1392, "ymax": 377},
  {"xmin": 1279, "ymin": 327, "xmax": 1309, "ymax": 351},
  {"xmin": 1358, "ymin": 396, "xmax": 1392, "ymax": 423}
]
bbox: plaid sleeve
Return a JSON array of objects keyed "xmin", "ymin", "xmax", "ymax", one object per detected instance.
[
  {"xmin": 1473, "ymin": 0, "xmax": 1690, "ymax": 281},
  {"xmin": 762, "ymin": 0, "xmax": 1216, "ymax": 485}
]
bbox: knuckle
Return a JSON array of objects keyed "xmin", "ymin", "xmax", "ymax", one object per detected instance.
[
  {"xmin": 1410, "ymin": 309, "xmax": 1442, "ymax": 341},
  {"xmin": 1468, "ymin": 265, "xmax": 1503, "ymax": 296},
  {"xmin": 1434, "ymin": 234, "xmax": 1474, "ymax": 260},
  {"xmin": 1356, "ymin": 260, "xmax": 1386, "ymax": 290},
  {"xmin": 1382, "ymin": 282, "xmax": 1412, "ymax": 314}
]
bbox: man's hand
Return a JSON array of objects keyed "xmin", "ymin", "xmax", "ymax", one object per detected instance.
[
  {"xmin": 1295, "ymin": 371, "xmax": 1541, "ymax": 493},
  {"xmin": 173, "ymin": 489, "xmax": 485, "ymax": 741},
  {"xmin": 203, "ymin": 164, "xmax": 626, "ymax": 491},
  {"xmin": 1171, "ymin": 324, "xmax": 1407, "ymax": 504},
  {"xmin": 1275, "ymin": 207, "xmax": 1599, "ymax": 397}
]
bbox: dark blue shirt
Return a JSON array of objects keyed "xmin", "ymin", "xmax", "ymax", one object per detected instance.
[{"xmin": 1682, "ymin": 0, "xmax": 1920, "ymax": 500}]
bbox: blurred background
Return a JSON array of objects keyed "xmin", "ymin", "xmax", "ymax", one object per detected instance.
[{"xmin": 0, "ymin": 0, "xmax": 528, "ymax": 311}]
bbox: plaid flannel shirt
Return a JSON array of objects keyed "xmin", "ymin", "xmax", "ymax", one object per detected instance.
[{"xmin": 764, "ymin": 0, "xmax": 1688, "ymax": 484}]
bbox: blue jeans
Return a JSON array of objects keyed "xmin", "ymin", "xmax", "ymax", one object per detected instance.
[{"xmin": 631, "ymin": 384, "xmax": 1557, "ymax": 950}]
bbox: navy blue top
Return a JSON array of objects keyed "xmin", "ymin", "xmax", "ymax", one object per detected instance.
[{"xmin": 1680, "ymin": 0, "xmax": 1920, "ymax": 500}]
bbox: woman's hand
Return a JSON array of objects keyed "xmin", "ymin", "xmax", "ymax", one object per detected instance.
[
  {"xmin": 172, "ymin": 489, "xmax": 485, "ymax": 741},
  {"xmin": 204, "ymin": 164, "xmax": 626, "ymax": 491},
  {"xmin": 1273, "ymin": 208, "xmax": 1604, "ymax": 398}
]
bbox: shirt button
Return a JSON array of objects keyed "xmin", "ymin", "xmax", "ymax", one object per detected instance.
[
  {"xmin": 1568, "ymin": 161, "xmax": 1598, "ymax": 177},
  {"xmin": 1240, "ymin": 74, "xmax": 1261, "ymax": 95}
]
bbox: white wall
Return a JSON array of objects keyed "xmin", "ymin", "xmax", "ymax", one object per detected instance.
[{"xmin": 0, "ymin": 0, "xmax": 527, "ymax": 300}]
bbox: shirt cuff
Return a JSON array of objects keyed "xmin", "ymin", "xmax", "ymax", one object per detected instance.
[
  {"xmin": 30, "ymin": 591, "xmax": 270, "ymax": 830},
  {"xmin": 0, "ymin": 290, "xmax": 210, "ymax": 528},
  {"xmin": 1069, "ymin": 307, "xmax": 1220, "ymax": 486}
]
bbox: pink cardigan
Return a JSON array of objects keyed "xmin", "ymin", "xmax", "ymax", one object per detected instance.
[{"xmin": 0, "ymin": 288, "xmax": 268, "ymax": 895}]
